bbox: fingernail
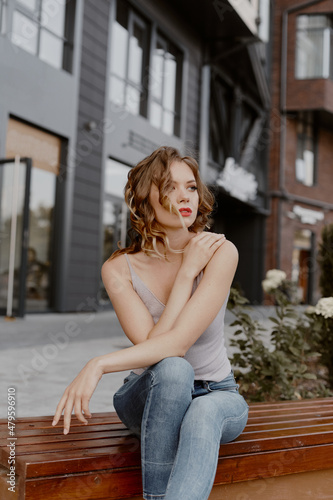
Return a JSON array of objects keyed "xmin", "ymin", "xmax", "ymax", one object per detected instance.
[
  {"xmin": 64, "ymin": 428, "xmax": 68, "ymax": 435},
  {"xmin": 52, "ymin": 420, "xmax": 56, "ymax": 426}
]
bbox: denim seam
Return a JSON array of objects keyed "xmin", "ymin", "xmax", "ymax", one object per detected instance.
[
  {"xmin": 141, "ymin": 369, "xmax": 156, "ymax": 495},
  {"xmin": 144, "ymin": 495, "xmax": 165, "ymax": 499},
  {"xmin": 145, "ymin": 461, "xmax": 174, "ymax": 465},
  {"xmin": 220, "ymin": 406, "xmax": 249, "ymax": 441}
]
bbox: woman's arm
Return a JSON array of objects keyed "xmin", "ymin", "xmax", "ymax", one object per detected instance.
[
  {"xmin": 52, "ymin": 240, "xmax": 237, "ymax": 434},
  {"xmin": 102, "ymin": 232, "xmax": 226, "ymax": 345},
  {"xmin": 147, "ymin": 232, "xmax": 226, "ymax": 339}
]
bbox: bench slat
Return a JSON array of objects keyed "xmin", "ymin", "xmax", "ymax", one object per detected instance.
[
  {"xmin": 4, "ymin": 423, "xmax": 333, "ymax": 460},
  {"xmin": 215, "ymin": 443, "xmax": 333, "ymax": 484},
  {"xmin": 245, "ymin": 415, "xmax": 333, "ymax": 429},
  {"xmin": 3, "ymin": 429, "xmax": 333, "ymax": 480},
  {"xmin": 24, "ymin": 467, "xmax": 143, "ymax": 500},
  {"xmin": 8, "ymin": 431, "xmax": 333, "ymax": 479}
]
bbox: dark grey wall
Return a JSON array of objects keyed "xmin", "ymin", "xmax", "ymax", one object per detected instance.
[{"xmin": 66, "ymin": 0, "xmax": 110, "ymax": 310}]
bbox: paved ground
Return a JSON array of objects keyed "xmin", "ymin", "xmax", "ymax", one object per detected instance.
[{"xmin": 0, "ymin": 306, "xmax": 276, "ymax": 419}]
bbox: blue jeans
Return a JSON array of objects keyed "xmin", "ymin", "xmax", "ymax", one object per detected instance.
[{"xmin": 113, "ymin": 357, "xmax": 249, "ymax": 500}]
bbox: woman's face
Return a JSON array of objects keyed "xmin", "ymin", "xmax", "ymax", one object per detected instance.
[{"xmin": 149, "ymin": 160, "xmax": 199, "ymax": 229}]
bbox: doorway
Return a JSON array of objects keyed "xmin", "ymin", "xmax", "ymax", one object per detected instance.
[
  {"xmin": 0, "ymin": 158, "xmax": 31, "ymax": 317},
  {"xmin": 0, "ymin": 155, "xmax": 58, "ymax": 316},
  {"xmin": 292, "ymin": 229, "xmax": 314, "ymax": 303},
  {"xmin": 2, "ymin": 117, "xmax": 62, "ymax": 315}
]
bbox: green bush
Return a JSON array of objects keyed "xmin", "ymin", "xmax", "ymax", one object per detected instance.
[
  {"xmin": 228, "ymin": 276, "xmax": 332, "ymax": 402},
  {"xmin": 306, "ymin": 298, "xmax": 333, "ymax": 389}
]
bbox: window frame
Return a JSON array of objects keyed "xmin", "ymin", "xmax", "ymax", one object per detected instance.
[
  {"xmin": 295, "ymin": 14, "xmax": 333, "ymax": 80},
  {"xmin": 0, "ymin": 0, "xmax": 7, "ymax": 34},
  {"xmin": 109, "ymin": 1, "xmax": 150, "ymax": 117},
  {"xmin": 148, "ymin": 30, "xmax": 183, "ymax": 137},
  {"xmin": 109, "ymin": 0, "xmax": 184, "ymax": 138},
  {"xmin": 11, "ymin": 0, "xmax": 75, "ymax": 72}
]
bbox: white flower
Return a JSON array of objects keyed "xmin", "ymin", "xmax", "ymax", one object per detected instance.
[
  {"xmin": 266, "ymin": 269, "xmax": 287, "ymax": 282},
  {"xmin": 262, "ymin": 269, "xmax": 287, "ymax": 293},
  {"xmin": 314, "ymin": 297, "xmax": 333, "ymax": 319}
]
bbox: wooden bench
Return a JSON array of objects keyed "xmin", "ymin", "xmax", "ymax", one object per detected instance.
[{"xmin": 1, "ymin": 397, "xmax": 333, "ymax": 500}]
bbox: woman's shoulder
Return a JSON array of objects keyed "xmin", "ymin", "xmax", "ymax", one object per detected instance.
[
  {"xmin": 220, "ymin": 238, "xmax": 238, "ymax": 254},
  {"xmin": 209, "ymin": 238, "xmax": 238, "ymax": 269},
  {"xmin": 101, "ymin": 253, "xmax": 135, "ymax": 299},
  {"xmin": 101, "ymin": 252, "xmax": 129, "ymax": 280},
  {"xmin": 217, "ymin": 238, "xmax": 238, "ymax": 256}
]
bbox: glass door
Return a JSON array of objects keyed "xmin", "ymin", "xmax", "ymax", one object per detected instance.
[
  {"xmin": 0, "ymin": 157, "xmax": 32, "ymax": 317},
  {"xmin": 25, "ymin": 161, "xmax": 57, "ymax": 312}
]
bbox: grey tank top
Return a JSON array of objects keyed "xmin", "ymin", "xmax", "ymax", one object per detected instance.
[{"xmin": 125, "ymin": 254, "xmax": 231, "ymax": 382}]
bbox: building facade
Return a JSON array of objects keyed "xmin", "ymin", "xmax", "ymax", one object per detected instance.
[
  {"xmin": 267, "ymin": 0, "xmax": 333, "ymax": 304},
  {"xmin": 0, "ymin": 0, "xmax": 271, "ymax": 316}
]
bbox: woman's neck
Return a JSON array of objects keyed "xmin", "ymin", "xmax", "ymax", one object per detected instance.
[{"xmin": 158, "ymin": 227, "xmax": 194, "ymax": 254}]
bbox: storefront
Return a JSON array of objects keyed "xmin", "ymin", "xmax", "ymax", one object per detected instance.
[{"xmin": 0, "ymin": 118, "xmax": 63, "ymax": 315}]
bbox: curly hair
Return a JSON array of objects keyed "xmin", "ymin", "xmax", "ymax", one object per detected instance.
[{"xmin": 109, "ymin": 146, "xmax": 215, "ymax": 260}]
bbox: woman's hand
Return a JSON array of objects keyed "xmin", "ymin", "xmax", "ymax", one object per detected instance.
[
  {"xmin": 181, "ymin": 232, "xmax": 226, "ymax": 278},
  {"xmin": 52, "ymin": 358, "xmax": 104, "ymax": 434}
]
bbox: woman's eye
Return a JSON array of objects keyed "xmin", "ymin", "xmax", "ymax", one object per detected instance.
[{"xmin": 189, "ymin": 186, "xmax": 198, "ymax": 191}]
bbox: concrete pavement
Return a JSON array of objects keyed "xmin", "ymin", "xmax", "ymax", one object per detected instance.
[{"xmin": 0, "ymin": 306, "xmax": 275, "ymax": 419}]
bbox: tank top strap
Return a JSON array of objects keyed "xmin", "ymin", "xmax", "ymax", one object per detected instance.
[{"xmin": 124, "ymin": 253, "xmax": 135, "ymax": 278}]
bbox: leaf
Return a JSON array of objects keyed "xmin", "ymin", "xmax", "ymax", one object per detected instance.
[
  {"xmin": 302, "ymin": 373, "xmax": 317, "ymax": 380},
  {"xmin": 229, "ymin": 320, "xmax": 242, "ymax": 327},
  {"xmin": 233, "ymin": 329, "xmax": 244, "ymax": 336},
  {"xmin": 269, "ymin": 317, "xmax": 280, "ymax": 325},
  {"xmin": 288, "ymin": 346, "xmax": 300, "ymax": 356}
]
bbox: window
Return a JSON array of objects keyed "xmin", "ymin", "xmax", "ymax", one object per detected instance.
[
  {"xmin": 295, "ymin": 113, "xmax": 316, "ymax": 186},
  {"xmin": 11, "ymin": 0, "xmax": 75, "ymax": 72},
  {"xmin": 109, "ymin": 0, "xmax": 183, "ymax": 137},
  {"xmin": 0, "ymin": 0, "xmax": 7, "ymax": 34},
  {"xmin": 295, "ymin": 15, "xmax": 333, "ymax": 79},
  {"xmin": 102, "ymin": 158, "xmax": 130, "ymax": 260},
  {"xmin": 100, "ymin": 158, "xmax": 130, "ymax": 303},
  {"xmin": 109, "ymin": 1, "xmax": 149, "ymax": 116},
  {"xmin": 150, "ymin": 33, "xmax": 182, "ymax": 136}
]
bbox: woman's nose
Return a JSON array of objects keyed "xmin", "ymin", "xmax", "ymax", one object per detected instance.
[{"xmin": 177, "ymin": 188, "xmax": 189, "ymax": 203}]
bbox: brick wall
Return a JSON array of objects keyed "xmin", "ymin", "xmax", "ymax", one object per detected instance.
[{"xmin": 266, "ymin": 0, "xmax": 333, "ymax": 302}]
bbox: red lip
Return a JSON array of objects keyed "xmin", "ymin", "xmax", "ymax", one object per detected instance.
[{"xmin": 179, "ymin": 208, "xmax": 192, "ymax": 217}]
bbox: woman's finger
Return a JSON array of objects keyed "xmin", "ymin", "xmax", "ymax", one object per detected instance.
[
  {"xmin": 52, "ymin": 392, "xmax": 68, "ymax": 426},
  {"xmin": 74, "ymin": 396, "xmax": 88, "ymax": 425},
  {"xmin": 197, "ymin": 233, "xmax": 225, "ymax": 247},
  {"xmin": 63, "ymin": 396, "xmax": 75, "ymax": 435},
  {"xmin": 211, "ymin": 235, "xmax": 226, "ymax": 247},
  {"xmin": 82, "ymin": 398, "xmax": 92, "ymax": 419}
]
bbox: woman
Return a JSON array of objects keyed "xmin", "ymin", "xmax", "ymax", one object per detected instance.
[{"xmin": 52, "ymin": 146, "xmax": 249, "ymax": 500}]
